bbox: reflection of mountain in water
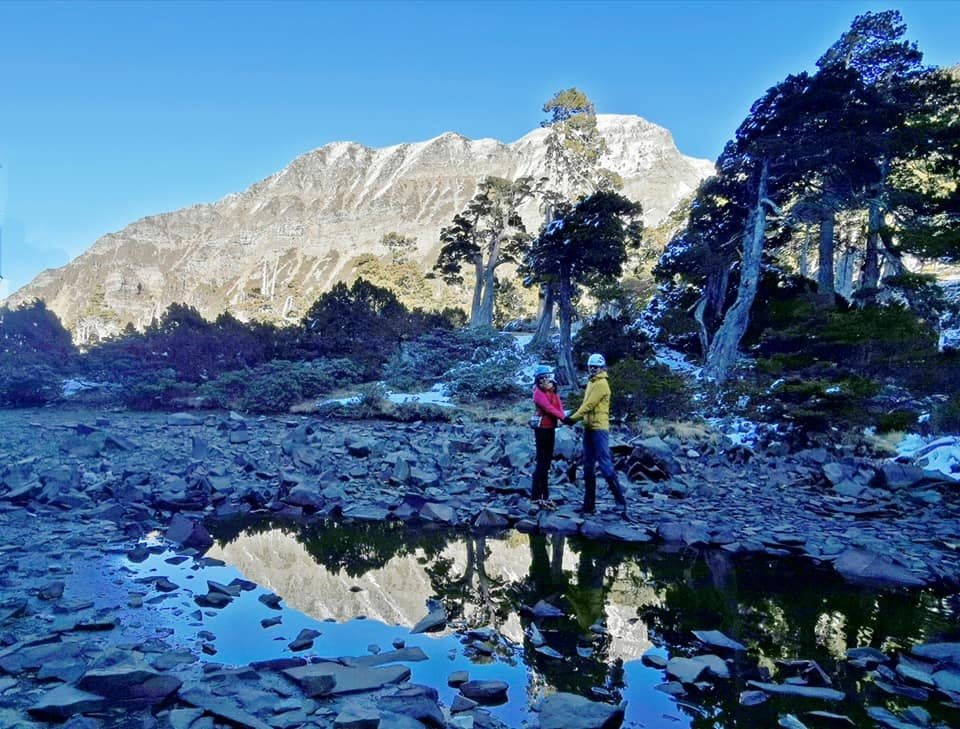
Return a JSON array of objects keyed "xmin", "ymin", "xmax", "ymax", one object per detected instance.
[
  {"xmin": 208, "ymin": 528, "xmax": 437, "ymax": 627},
  {"xmin": 209, "ymin": 528, "xmax": 655, "ymax": 663}
]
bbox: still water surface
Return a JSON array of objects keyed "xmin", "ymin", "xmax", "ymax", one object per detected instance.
[{"xmin": 126, "ymin": 519, "xmax": 960, "ymax": 728}]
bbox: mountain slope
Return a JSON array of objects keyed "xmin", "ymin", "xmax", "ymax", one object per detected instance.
[{"xmin": 6, "ymin": 115, "xmax": 713, "ymax": 340}]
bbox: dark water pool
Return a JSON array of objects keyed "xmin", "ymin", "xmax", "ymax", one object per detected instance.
[{"xmin": 124, "ymin": 519, "xmax": 960, "ymax": 728}]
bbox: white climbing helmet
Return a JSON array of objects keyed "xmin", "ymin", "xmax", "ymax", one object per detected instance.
[{"xmin": 587, "ymin": 353, "xmax": 606, "ymax": 368}]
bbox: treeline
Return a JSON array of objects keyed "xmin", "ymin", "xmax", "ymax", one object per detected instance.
[
  {"xmin": 0, "ymin": 281, "xmax": 463, "ymax": 410},
  {"xmin": 649, "ymin": 11, "xmax": 960, "ymax": 381}
]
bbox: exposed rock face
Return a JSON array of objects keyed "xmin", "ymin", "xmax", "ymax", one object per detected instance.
[{"xmin": 6, "ymin": 115, "xmax": 713, "ymax": 341}]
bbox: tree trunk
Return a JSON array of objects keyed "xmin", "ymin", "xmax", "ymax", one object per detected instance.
[
  {"xmin": 556, "ymin": 268, "xmax": 576, "ymax": 385},
  {"xmin": 475, "ymin": 265, "xmax": 496, "ymax": 328},
  {"xmin": 469, "ymin": 258, "xmax": 484, "ymax": 326},
  {"xmin": 837, "ymin": 242, "xmax": 857, "ymax": 300},
  {"xmin": 817, "ymin": 208, "xmax": 836, "ymax": 303},
  {"xmin": 529, "ymin": 284, "xmax": 556, "ymax": 347},
  {"xmin": 799, "ymin": 225, "xmax": 811, "ymax": 279},
  {"xmin": 859, "ymin": 198, "xmax": 883, "ymax": 295},
  {"xmin": 475, "ymin": 235, "xmax": 502, "ymax": 328},
  {"xmin": 879, "ymin": 227, "xmax": 905, "ymax": 277},
  {"xmin": 693, "ymin": 295, "xmax": 709, "ymax": 357},
  {"xmin": 703, "ymin": 160, "xmax": 769, "ymax": 382},
  {"xmin": 529, "ymin": 203, "xmax": 559, "ymax": 349}
]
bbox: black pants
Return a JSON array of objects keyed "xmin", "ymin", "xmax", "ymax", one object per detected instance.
[{"xmin": 531, "ymin": 427, "xmax": 556, "ymax": 501}]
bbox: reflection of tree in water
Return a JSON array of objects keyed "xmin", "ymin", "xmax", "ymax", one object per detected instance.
[
  {"xmin": 211, "ymin": 517, "xmax": 960, "ymax": 728},
  {"xmin": 639, "ymin": 550, "xmax": 960, "ymax": 728},
  {"xmin": 424, "ymin": 534, "xmax": 514, "ymax": 631}
]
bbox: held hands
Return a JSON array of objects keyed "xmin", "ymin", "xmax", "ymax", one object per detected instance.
[{"xmin": 562, "ymin": 416, "xmax": 575, "ymax": 426}]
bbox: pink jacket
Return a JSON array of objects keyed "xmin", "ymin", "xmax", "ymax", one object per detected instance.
[{"xmin": 533, "ymin": 387, "xmax": 565, "ymax": 429}]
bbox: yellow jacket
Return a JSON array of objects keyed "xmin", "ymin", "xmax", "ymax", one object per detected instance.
[{"xmin": 569, "ymin": 371, "xmax": 610, "ymax": 431}]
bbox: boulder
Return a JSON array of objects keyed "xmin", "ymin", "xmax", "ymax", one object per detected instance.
[
  {"xmin": 410, "ymin": 602, "xmax": 447, "ymax": 634},
  {"xmin": 335, "ymin": 705, "xmax": 381, "ymax": 729},
  {"xmin": 459, "ymin": 679, "xmax": 508, "ymax": 704},
  {"xmin": 378, "ymin": 684, "xmax": 444, "ymax": 725},
  {"xmin": 28, "ymin": 685, "xmax": 107, "ymax": 721},
  {"xmin": 833, "ymin": 549, "xmax": 927, "ymax": 588},
  {"xmin": 877, "ymin": 462, "xmax": 927, "ymax": 490},
  {"xmin": 539, "ymin": 692, "xmax": 625, "ymax": 729},
  {"xmin": 77, "ymin": 664, "xmax": 182, "ymax": 707},
  {"xmin": 165, "ymin": 513, "xmax": 213, "ymax": 551}
]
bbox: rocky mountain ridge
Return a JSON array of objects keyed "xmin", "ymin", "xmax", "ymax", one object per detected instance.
[{"xmin": 5, "ymin": 115, "xmax": 714, "ymax": 341}]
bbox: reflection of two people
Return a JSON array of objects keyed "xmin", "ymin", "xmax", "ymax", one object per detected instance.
[{"xmin": 525, "ymin": 535, "xmax": 624, "ymax": 697}]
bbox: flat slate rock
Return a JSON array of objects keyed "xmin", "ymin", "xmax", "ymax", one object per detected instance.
[
  {"xmin": 343, "ymin": 646, "xmax": 428, "ymax": 667},
  {"xmin": 28, "ymin": 684, "xmax": 107, "ymax": 720},
  {"xmin": 539, "ymin": 691, "xmax": 626, "ymax": 729},
  {"xmin": 284, "ymin": 662, "xmax": 410, "ymax": 696},
  {"xmin": 692, "ymin": 629, "xmax": 747, "ymax": 652},
  {"xmin": 912, "ymin": 642, "xmax": 960, "ymax": 664},
  {"xmin": 747, "ymin": 680, "xmax": 845, "ymax": 701},
  {"xmin": 179, "ymin": 688, "xmax": 273, "ymax": 729},
  {"xmin": 833, "ymin": 548, "xmax": 927, "ymax": 588}
]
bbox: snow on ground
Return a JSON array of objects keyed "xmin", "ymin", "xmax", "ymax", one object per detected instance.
[
  {"xmin": 386, "ymin": 383, "xmax": 454, "ymax": 407},
  {"xmin": 61, "ymin": 379, "xmax": 108, "ymax": 397},
  {"xmin": 652, "ymin": 344, "xmax": 702, "ymax": 377},
  {"xmin": 706, "ymin": 416, "xmax": 762, "ymax": 448},
  {"xmin": 896, "ymin": 434, "xmax": 960, "ymax": 481}
]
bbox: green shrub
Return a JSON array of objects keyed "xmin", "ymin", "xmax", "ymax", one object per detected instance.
[
  {"xmin": 0, "ymin": 363, "xmax": 62, "ymax": 407},
  {"xmin": 876, "ymin": 410, "xmax": 920, "ymax": 434},
  {"xmin": 767, "ymin": 376, "xmax": 881, "ymax": 432},
  {"xmin": 297, "ymin": 279, "xmax": 453, "ymax": 377},
  {"xmin": 199, "ymin": 359, "xmax": 360, "ymax": 413},
  {"xmin": 606, "ymin": 357, "xmax": 692, "ymax": 420},
  {"xmin": 389, "ymin": 401, "xmax": 453, "ymax": 423},
  {"xmin": 121, "ymin": 369, "xmax": 197, "ymax": 410},
  {"xmin": 932, "ymin": 395, "xmax": 960, "ymax": 434},
  {"xmin": 572, "ymin": 314, "xmax": 651, "ymax": 368},
  {"xmin": 760, "ymin": 303, "xmax": 937, "ymax": 376},
  {"xmin": 755, "ymin": 354, "xmax": 817, "ymax": 376}
]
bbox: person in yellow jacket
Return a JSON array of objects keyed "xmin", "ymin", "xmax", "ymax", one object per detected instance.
[{"xmin": 563, "ymin": 353, "xmax": 629, "ymax": 519}]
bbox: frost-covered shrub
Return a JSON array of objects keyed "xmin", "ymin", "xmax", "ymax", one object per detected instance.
[
  {"xmin": 763, "ymin": 376, "xmax": 881, "ymax": 432},
  {"xmin": 445, "ymin": 351, "xmax": 525, "ymax": 403},
  {"xmin": 0, "ymin": 363, "xmax": 62, "ymax": 407},
  {"xmin": 384, "ymin": 327, "xmax": 517, "ymax": 391}
]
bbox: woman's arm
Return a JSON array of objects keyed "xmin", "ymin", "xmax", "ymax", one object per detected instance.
[{"xmin": 533, "ymin": 388, "xmax": 566, "ymax": 420}]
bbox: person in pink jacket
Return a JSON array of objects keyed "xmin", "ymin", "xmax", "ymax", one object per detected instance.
[{"xmin": 531, "ymin": 365, "xmax": 565, "ymax": 507}]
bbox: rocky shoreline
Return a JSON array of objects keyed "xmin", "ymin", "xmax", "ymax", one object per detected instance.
[{"xmin": 1, "ymin": 406, "xmax": 959, "ymax": 728}]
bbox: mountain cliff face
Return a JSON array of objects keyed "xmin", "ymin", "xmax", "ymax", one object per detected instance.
[{"xmin": 7, "ymin": 115, "xmax": 713, "ymax": 340}]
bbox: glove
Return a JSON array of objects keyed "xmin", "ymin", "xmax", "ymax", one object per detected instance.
[{"xmin": 562, "ymin": 416, "xmax": 575, "ymax": 426}]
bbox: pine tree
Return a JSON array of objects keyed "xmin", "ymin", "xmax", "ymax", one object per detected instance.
[
  {"xmin": 433, "ymin": 177, "xmax": 534, "ymax": 327},
  {"xmin": 529, "ymin": 89, "xmax": 620, "ymax": 349},
  {"xmin": 525, "ymin": 191, "xmax": 642, "ymax": 383}
]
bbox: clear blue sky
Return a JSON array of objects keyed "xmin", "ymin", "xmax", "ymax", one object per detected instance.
[{"xmin": 1, "ymin": 0, "xmax": 958, "ymax": 298}]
